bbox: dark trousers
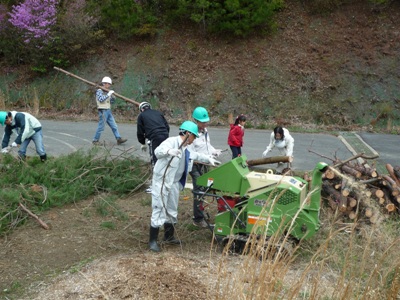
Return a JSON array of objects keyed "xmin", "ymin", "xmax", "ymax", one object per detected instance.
[
  {"xmin": 230, "ymin": 146, "xmax": 242, "ymax": 159},
  {"xmin": 149, "ymin": 134, "xmax": 169, "ymax": 166},
  {"xmin": 189, "ymin": 163, "xmax": 209, "ymax": 221}
]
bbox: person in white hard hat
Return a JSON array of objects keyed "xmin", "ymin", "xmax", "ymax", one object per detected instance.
[{"xmin": 92, "ymin": 76, "xmax": 127, "ymax": 145}]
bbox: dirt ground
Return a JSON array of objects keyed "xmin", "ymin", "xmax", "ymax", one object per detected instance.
[{"xmin": 0, "ymin": 190, "xmax": 234, "ymax": 299}]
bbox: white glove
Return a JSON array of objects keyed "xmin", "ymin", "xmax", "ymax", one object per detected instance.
[
  {"xmin": 11, "ymin": 142, "xmax": 18, "ymax": 147},
  {"xmin": 262, "ymin": 149, "xmax": 269, "ymax": 158},
  {"xmin": 141, "ymin": 144, "xmax": 147, "ymax": 152},
  {"xmin": 208, "ymin": 156, "xmax": 221, "ymax": 166},
  {"xmin": 107, "ymin": 90, "xmax": 114, "ymax": 97},
  {"xmin": 168, "ymin": 149, "xmax": 182, "ymax": 158},
  {"xmin": 1, "ymin": 148, "xmax": 8, "ymax": 154},
  {"xmin": 212, "ymin": 149, "xmax": 222, "ymax": 157}
]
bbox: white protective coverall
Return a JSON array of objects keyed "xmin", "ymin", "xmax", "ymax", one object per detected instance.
[
  {"xmin": 263, "ymin": 128, "xmax": 294, "ymax": 157},
  {"xmin": 151, "ymin": 135, "xmax": 213, "ymax": 228}
]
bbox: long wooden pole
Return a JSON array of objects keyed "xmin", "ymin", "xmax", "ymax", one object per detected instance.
[{"xmin": 53, "ymin": 67, "xmax": 140, "ymax": 106}]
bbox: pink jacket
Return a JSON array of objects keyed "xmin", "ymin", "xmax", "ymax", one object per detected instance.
[{"xmin": 227, "ymin": 124, "xmax": 244, "ymax": 147}]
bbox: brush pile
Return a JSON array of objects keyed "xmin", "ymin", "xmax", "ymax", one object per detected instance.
[{"xmin": 309, "ymin": 153, "xmax": 400, "ymax": 224}]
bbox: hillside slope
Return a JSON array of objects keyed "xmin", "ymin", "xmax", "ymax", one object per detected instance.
[{"xmin": 2, "ymin": 1, "xmax": 400, "ymax": 131}]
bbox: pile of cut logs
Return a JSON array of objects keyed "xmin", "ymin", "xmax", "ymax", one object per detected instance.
[{"xmin": 309, "ymin": 152, "xmax": 400, "ymax": 224}]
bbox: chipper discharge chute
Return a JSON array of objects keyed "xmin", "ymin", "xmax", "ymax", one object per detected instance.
[{"xmin": 196, "ymin": 155, "xmax": 329, "ymax": 253}]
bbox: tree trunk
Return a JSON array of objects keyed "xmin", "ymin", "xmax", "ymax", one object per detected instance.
[
  {"xmin": 322, "ymin": 182, "xmax": 347, "ymax": 212},
  {"xmin": 341, "ymin": 165, "xmax": 362, "ymax": 178},
  {"xmin": 247, "ymin": 156, "xmax": 293, "ymax": 167}
]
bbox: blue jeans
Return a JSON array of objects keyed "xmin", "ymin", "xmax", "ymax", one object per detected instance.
[
  {"xmin": 93, "ymin": 109, "xmax": 121, "ymax": 141},
  {"xmin": 18, "ymin": 129, "xmax": 46, "ymax": 158}
]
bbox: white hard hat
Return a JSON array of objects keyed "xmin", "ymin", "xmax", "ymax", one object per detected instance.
[
  {"xmin": 102, "ymin": 76, "xmax": 112, "ymax": 84},
  {"xmin": 139, "ymin": 102, "xmax": 151, "ymax": 111}
]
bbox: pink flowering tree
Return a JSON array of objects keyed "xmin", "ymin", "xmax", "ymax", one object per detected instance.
[
  {"xmin": 1, "ymin": 0, "xmax": 102, "ymax": 72},
  {"xmin": 8, "ymin": 0, "xmax": 58, "ymax": 44}
]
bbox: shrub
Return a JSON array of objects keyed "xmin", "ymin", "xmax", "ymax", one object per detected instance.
[
  {"xmin": 87, "ymin": 0, "xmax": 159, "ymax": 39},
  {"xmin": 0, "ymin": 0, "xmax": 103, "ymax": 72},
  {"xmin": 165, "ymin": 0, "xmax": 284, "ymax": 36}
]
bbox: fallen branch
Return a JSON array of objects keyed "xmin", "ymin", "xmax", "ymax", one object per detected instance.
[
  {"xmin": 386, "ymin": 164, "xmax": 400, "ymax": 186},
  {"xmin": 19, "ymin": 203, "xmax": 49, "ymax": 230},
  {"xmin": 307, "ymin": 148, "xmax": 335, "ymax": 162},
  {"xmin": 333, "ymin": 153, "xmax": 379, "ymax": 168}
]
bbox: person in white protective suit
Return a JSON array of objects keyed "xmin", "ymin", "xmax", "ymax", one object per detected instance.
[
  {"xmin": 262, "ymin": 126, "xmax": 294, "ymax": 167},
  {"xmin": 149, "ymin": 120, "xmax": 220, "ymax": 252}
]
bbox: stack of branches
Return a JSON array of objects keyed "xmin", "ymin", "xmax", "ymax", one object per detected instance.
[{"xmin": 307, "ymin": 150, "xmax": 400, "ymax": 225}]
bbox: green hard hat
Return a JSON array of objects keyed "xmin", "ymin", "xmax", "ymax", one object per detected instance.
[
  {"xmin": 179, "ymin": 120, "xmax": 199, "ymax": 137},
  {"xmin": 0, "ymin": 111, "xmax": 7, "ymax": 126},
  {"xmin": 192, "ymin": 106, "xmax": 210, "ymax": 122}
]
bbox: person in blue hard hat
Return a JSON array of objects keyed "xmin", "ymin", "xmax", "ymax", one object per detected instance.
[
  {"xmin": 148, "ymin": 120, "xmax": 220, "ymax": 252},
  {"xmin": 188, "ymin": 106, "xmax": 223, "ymax": 228}
]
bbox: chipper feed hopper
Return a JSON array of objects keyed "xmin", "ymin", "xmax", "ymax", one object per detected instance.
[{"xmin": 196, "ymin": 155, "xmax": 329, "ymax": 250}]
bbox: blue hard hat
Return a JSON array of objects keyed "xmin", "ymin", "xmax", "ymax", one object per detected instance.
[{"xmin": 179, "ymin": 120, "xmax": 199, "ymax": 137}]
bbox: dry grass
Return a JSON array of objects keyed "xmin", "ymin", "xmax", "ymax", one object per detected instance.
[
  {"xmin": 211, "ymin": 189, "xmax": 400, "ymax": 300},
  {"xmin": 0, "ymin": 89, "xmax": 6, "ymax": 110}
]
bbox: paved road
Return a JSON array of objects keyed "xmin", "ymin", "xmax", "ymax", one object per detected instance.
[
  {"xmin": 358, "ymin": 133, "xmax": 399, "ymax": 167},
  {"xmin": 17, "ymin": 120, "xmax": 399, "ymax": 171}
]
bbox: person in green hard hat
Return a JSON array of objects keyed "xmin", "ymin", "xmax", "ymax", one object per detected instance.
[
  {"xmin": 148, "ymin": 120, "xmax": 220, "ymax": 252},
  {"xmin": 188, "ymin": 106, "xmax": 223, "ymax": 228}
]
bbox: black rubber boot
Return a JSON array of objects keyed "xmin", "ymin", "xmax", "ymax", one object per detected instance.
[
  {"xmin": 40, "ymin": 154, "xmax": 47, "ymax": 162},
  {"xmin": 149, "ymin": 226, "xmax": 160, "ymax": 252},
  {"xmin": 163, "ymin": 223, "xmax": 181, "ymax": 245}
]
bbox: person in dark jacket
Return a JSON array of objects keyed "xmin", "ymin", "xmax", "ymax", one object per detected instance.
[
  {"xmin": 0, "ymin": 111, "xmax": 47, "ymax": 161},
  {"xmin": 137, "ymin": 102, "xmax": 170, "ymax": 193}
]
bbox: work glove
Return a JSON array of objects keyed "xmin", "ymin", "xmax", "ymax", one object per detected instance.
[
  {"xmin": 168, "ymin": 148, "xmax": 182, "ymax": 158},
  {"xmin": 141, "ymin": 144, "xmax": 147, "ymax": 152},
  {"xmin": 107, "ymin": 90, "xmax": 114, "ymax": 97},
  {"xmin": 262, "ymin": 149, "xmax": 269, "ymax": 158},
  {"xmin": 1, "ymin": 148, "xmax": 8, "ymax": 154},
  {"xmin": 11, "ymin": 142, "xmax": 18, "ymax": 148},
  {"xmin": 212, "ymin": 149, "xmax": 222, "ymax": 158},
  {"xmin": 208, "ymin": 156, "xmax": 221, "ymax": 166}
]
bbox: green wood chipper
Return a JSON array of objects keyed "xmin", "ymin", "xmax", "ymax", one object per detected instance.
[{"xmin": 195, "ymin": 155, "xmax": 329, "ymax": 253}]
